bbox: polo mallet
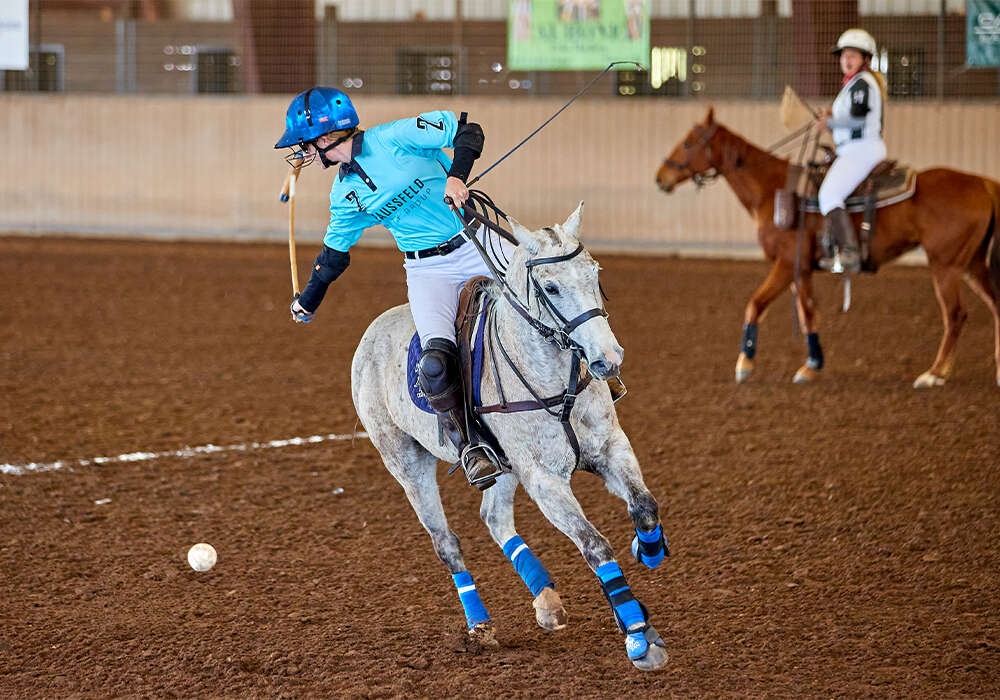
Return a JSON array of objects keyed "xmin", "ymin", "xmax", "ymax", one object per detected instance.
[
  {"xmin": 465, "ymin": 60, "xmax": 645, "ymax": 189},
  {"xmin": 779, "ymin": 85, "xmax": 818, "ymax": 132},
  {"xmin": 779, "ymin": 87, "xmax": 853, "ymax": 315},
  {"xmin": 784, "ymin": 87, "xmax": 853, "ymax": 311},
  {"xmin": 279, "ymin": 152, "xmax": 305, "ymax": 297}
]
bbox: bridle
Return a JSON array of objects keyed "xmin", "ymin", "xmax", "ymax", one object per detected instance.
[
  {"xmin": 455, "ymin": 194, "xmax": 608, "ymax": 356},
  {"xmin": 511, "ymin": 240, "xmax": 608, "ymax": 354},
  {"xmin": 661, "ymin": 123, "xmax": 724, "ymax": 188},
  {"xmin": 486, "ymin": 242, "xmax": 609, "ymax": 469},
  {"xmin": 451, "ymin": 198, "xmax": 613, "ymax": 468}
]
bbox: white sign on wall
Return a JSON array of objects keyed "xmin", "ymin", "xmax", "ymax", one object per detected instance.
[{"xmin": 0, "ymin": 0, "xmax": 29, "ymax": 70}]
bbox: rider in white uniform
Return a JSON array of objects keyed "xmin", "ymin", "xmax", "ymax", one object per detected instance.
[
  {"xmin": 275, "ymin": 87, "xmax": 499, "ymax": 488},
  {"xmin": 816, "ymin": 28, "xmax": 887, "ymax": 274}
]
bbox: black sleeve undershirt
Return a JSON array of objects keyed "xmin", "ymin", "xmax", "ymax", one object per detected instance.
[
  {"xmin": 447, "ymin": 115, "xmax": 485, "ymax": 182},
  {"xmin": 297, "ymin": 246, "xmax": 350, "ymax": 312}
]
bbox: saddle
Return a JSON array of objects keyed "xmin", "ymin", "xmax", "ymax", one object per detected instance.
[
  {"xmin": 803, "ymin": 156, "xmax": 917, "ymax": 213},
  {"xmin": 773, "ymin": 154, "xmax": 918, "ymax": 272}
]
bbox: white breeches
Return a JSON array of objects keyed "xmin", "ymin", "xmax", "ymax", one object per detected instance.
[
  {"xmin": 404, "ymin": 229, "xmax": 504, "ymax": 346},
  {"xmin": 818, "ymin": 138, "xmax": 887, "ymax": 215}
]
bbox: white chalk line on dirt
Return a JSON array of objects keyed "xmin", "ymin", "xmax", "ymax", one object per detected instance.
[{"xmin": 0, "ymin": 432, "xmax": 370, "ymax": 476}]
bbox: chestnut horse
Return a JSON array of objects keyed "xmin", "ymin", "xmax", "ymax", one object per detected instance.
[{"xmin": 656, "ymin": 108, "xmax": 1000, "ymax": 388}]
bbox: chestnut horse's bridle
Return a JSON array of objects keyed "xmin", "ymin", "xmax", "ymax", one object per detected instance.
[{"xmin": 661, "ymin": 123, "xmax": 724, "ymax": 188}]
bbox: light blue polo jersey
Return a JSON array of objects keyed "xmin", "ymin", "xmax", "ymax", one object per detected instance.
[{"xmin": 324, "ymin": 110, "xmax": 467, "ymax": 253}]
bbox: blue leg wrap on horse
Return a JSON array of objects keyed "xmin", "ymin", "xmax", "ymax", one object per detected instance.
[
  {"xmin": 452, "ymin": 571, "xmax": 490, "ymax": 628},
  {"xmin": 741, "ymin": 323, "xmax": 759, "ymax": 359},
  {"xmin": 631, "ymin": 524, "xmax": 668, "ymax": 569},
  {"xmin": 596, "ymin": 562, "xmax": 649, "ymax": 659},
  {"xmin": 501, "ymin": 535, "xmax": 554, "ymax": 598},
  {"xmin": 806, "ymin": 332, "xmax": 824, "ymax": 370}
]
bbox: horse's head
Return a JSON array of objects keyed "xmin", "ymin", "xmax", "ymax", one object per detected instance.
[
  {"xmin": 503, "ymin": 202, "xmax": 624, "ymax": 380},
  {"xmin": 656, "ymin": 107, "xmax": 727, "ymax": 193}
]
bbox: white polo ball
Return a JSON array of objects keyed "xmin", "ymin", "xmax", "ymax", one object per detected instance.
[{"xmin": 187, "ymin": 543, "xmax": 218, "ymax": 572}]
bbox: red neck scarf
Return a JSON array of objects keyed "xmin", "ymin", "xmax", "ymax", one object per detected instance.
[{"xmin": 842, "ymin": 64, "xmax": 869, "ymax": 87}]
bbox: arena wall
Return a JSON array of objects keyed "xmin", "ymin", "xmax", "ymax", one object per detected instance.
[{"xmin": 1, "ymin": 95, "xmax": 998, "ymax": 255}]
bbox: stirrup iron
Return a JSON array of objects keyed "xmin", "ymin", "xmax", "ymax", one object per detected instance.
[
  {"xmin": 451, "ymin": 442, "xmax": 504, "ymax": 490},
  {"xmin": 830, "ymin": 254, "xmax": 844, "ymax": 274},
  {"xmin": 608, "ymin": 376, "xmax": 627, "ymax": 403}
]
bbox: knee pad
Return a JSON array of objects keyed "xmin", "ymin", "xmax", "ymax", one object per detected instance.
[
  {"xmin": 418, "ymin": 351, "xmax": 447, "ymax": 381},
  {"xmin": 417, "ymin": 338, "xmax": 461, "ymax": 411}
]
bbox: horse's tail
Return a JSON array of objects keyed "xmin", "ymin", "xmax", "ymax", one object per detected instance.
[{"xmin": 986, "ymin": 179, "xmax": 1000, "ymax": 300}]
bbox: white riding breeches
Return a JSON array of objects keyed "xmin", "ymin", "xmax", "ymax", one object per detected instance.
[
  {"xmin": 818, "ymin": 138, "xmax": 888, "ymax": 216},
  {"xmin": 404, "ymin": 229, "xmax": 503, "ymax": 347}
]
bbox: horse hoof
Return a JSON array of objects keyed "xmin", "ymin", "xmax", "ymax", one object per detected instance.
[
  {"xmin": 467, "ymin": 621, "xmax": 499, "ymax": 651},
  {"xmin": 735, "ymin": 353, "xmax": 754, "ymax": 383},
  {"xmin": 793, "ymin": 365, "xmax": 819, "ymax": 383},
  {"xmin": 532, "ymin": 587, "xmax": 568, "ymax": 631},
  {"xmin": 631, "ymin": 643, "xmax": 669, "ymax": 672},
  {"xmin": 913, "ymin": 372, "xmax": 946, "ymax": 388}
]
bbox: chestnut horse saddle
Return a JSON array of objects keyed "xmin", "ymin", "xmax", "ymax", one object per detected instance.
[
  {"xmin": 773, "ymin": 158, "xmax": 918, "ymax": 272},
  {"xmin": 802, "ymin": 158, "xmax": 917, "ymax": 214}
]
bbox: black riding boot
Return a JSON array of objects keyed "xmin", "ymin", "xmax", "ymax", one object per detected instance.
[
  {"xmin": 417, "ymin": 338, "xmax": 501, "ymax": 490},
  {"xmin": 818, "ymin": 207, "xmax": 860, "ymax": 273}
]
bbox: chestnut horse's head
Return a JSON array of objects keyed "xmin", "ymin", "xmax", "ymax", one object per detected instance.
[{"xmin": 656, "ymin": 107, "xmax": 726, "ymax": 193}]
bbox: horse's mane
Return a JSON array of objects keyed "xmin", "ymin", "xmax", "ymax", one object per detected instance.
[{"xmin": 716, "ymin": 123, "xmax": 789, "ymax": 173}]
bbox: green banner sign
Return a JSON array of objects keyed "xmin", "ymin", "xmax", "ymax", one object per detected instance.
[
  {"xmin": 508, "ymin": 0, "xmax": 650, "ymax": 71},
  {"xmin": 967, "ymin": 0, "xmax": 1000, "ymax": 67}
]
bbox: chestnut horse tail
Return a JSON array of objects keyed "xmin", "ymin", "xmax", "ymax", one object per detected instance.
[{"xmin": 987, "ymin": 179, "xmax": 1000, "ymax": 300}]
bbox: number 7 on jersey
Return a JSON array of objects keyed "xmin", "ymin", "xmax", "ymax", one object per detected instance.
[{"xmin": 416, "ymin": 116, "xmax": 444, "ymax": 131}]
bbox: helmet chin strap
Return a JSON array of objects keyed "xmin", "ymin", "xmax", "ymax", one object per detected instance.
[
  {"xmin": 308, "ymin": 129, "xmax": 356, "ymax": 168},
  {"xmin": 315, "ymin": 142, "xmax": 338, "ymax": 168}
]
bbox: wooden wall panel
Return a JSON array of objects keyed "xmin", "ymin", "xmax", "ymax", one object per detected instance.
[{"xmin": 1, "ymin": 95, "xmax": 998, "ymax": 258}]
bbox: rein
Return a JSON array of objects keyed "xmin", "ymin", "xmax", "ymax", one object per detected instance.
[
  {"xmin": 478, "ymin": 300, "xmax": 593, "ymax": 466},
  {"xmin": 663, "ymin": 121, "xmax": 814, "ymax": 189},
  {"xmin": 448, "ymin": 199, "xmax": 608, "ymax": 468}
]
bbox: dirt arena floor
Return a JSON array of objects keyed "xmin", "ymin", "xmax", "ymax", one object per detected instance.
[{"xmin": 2, "ymin": 235, "xmax": 998, "ymax": 698}]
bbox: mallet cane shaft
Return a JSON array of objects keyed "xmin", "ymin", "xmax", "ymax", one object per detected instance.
[{"xmin": 279, "ymin": 156, "xmax": 305, "ymax": 297}]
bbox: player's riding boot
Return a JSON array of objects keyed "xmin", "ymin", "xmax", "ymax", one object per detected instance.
[
  {"xmin": 818, "ymin": 207, "xmax": 861, "ymax": 274},
  {"xmin": 417, "ymin": 338, "xmax": 502, "ymax": 490}
]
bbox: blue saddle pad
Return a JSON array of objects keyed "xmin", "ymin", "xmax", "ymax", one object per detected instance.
[
  {"xmin": 406, "ymin": 306, "xmax": 489, "ymax": 415},
  {"xmin": 407, "ymin": 332, "xmax": 435, "ymax": 414}
]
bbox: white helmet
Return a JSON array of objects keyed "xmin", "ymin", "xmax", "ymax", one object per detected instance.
[{"xmin": 832, "ymin": 28, "xmax": 877, "ymax": 57}]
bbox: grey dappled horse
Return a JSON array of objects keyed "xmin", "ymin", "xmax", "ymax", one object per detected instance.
[{"xmin": 351, "ymin": 203, "xmax": 670, "ymax": 671}]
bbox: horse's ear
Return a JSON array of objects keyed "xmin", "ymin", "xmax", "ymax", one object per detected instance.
[
  {"xmin": 560, "ymin": 201, "xmax": 584, "ymax": 239},
  {"xmin": 706, "ymin": 106, "xmax": 715, "ymax": 124},
  {"xmin": 506, "ymin": 215, "xmax": 541, "ymax": 254}
]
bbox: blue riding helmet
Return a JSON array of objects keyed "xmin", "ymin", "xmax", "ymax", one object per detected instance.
[{"xmin": 274, "ymin": 87, "xmax": 359, "ymax": 149}]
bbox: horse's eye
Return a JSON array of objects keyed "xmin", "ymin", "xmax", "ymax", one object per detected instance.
[
  {"xmin": 683, "ymin": 141, "xmax": 691, "ymax": 148},
  {"xmin": 544, "ymin": 282, "xmax": 559, "ymax": 295}
]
